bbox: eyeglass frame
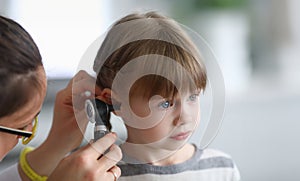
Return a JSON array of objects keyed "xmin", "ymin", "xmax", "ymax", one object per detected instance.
[{"xmin": 0, "ymin": 116, "xmax": 38, "ymax": 145}]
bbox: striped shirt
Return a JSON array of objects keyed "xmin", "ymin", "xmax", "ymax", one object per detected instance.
[{"xmin": 118, "ymin": 145, "xmax": 240, "ymax": 181}]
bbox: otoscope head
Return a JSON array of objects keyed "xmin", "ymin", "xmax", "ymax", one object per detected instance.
[{"xmin": 85, "ymin": 99, "xmax": 120, "ymax": 129}]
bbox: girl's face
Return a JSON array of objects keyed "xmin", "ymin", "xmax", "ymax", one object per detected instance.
[
  {"xmin": 0, "ymin": 67, "xmax": 47, "ymax": 161},
  {"xmin": 122, "ymin": 89, "xmax": 201, "ymax": 150}
]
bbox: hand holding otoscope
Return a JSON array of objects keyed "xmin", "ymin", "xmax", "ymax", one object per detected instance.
[{"xmin": 47, "ymin": 71, "xmax": 121, "ymax": 180}]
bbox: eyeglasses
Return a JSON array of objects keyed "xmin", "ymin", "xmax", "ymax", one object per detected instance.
[{"xmin": 0, "ymin": 116, "xmax": 38, "ymax": 145}]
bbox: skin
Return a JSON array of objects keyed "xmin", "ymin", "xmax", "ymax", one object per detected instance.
[
  {"xmin": 0, "ymin": 68, "xmax": 122, "ymax": 181},
  {"xmin": 128, "ymin": 91, "xmax": 201, "ymax": 165},
  {"xmin": 0, "ymin": 67, "xmax": 47, "ymax": 161},
  {"xmin": 48, "ymin": 133, "xmax": 121, "ymax": 180},
  {"xmin": 101, "ymin": 88, "xmax": 201, "ymax": 166},
  {"xmin": 126, "ymin": 92, "xmax": 201, "ymax": 144}
]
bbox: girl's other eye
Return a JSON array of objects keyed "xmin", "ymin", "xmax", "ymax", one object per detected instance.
[
  {"xmin": 159, "ymin": 100, "xmax": 171, "ymax": 109},
  {"xmin": 188, "ymin": 94, "xmax": 199, "ymax": 102}
]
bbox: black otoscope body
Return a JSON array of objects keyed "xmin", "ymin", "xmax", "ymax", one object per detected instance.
[{"xmin": 85, "ymin": 99, "xmax": 119, "ymax": 141}]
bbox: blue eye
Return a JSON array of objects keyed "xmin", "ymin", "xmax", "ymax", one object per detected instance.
[
  {"xmin": 189, "ymin": 94, "xmax": 199, "ymax": 101},
  {"xmin": 159, "ymin": 101, "xmax": 171, "ymax": 109}
]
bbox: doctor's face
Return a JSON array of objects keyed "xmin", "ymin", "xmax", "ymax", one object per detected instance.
[{"xmin": 0, "ymin": 67, "xmax": 47, "ymax": 161}]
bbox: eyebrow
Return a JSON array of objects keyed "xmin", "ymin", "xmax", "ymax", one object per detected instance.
[{"xmin": 18, "ymin": 110, "xmax": 41, "ymax": 129}]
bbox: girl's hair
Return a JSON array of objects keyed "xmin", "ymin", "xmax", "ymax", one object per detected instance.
[
  {"xmin": 0, "ymin": 15, "xmax": 43, "ymax": 118},
  {"xmin": 94, "ymin": 12, "xmax": 207, "ymax": 101}
]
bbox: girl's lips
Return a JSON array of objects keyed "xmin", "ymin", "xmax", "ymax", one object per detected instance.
[{"xmin": 170, "ymin": 131, "xmax": 191, "ymax": 141}]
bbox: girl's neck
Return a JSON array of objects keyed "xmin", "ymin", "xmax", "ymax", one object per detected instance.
[
  {"xmin": 121, "ymin": 142, "xmax": 195, "ymax": 166},
  {"xmin": 151, "ymin": 143, "xmax": 195, "ymax": 166}
]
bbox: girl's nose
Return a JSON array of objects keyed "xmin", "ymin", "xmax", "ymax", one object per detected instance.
[
  {"xmin": 173, "ymin": 102, "xmax": 195, "ymax": 126},
  {"xmin": 173, "ymin": 117, "xmax": 185, "ymax": 126},
  {"xmin": 172, "ymin": 103, "xmax": 186, "ymax": 126}
]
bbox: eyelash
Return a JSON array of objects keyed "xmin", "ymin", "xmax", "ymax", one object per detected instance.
[
  {"xmin": 188, "ymin": 94, "xmax": 199, "ymax": 102},
  {"xmin": 158, "ymin": 93, "xmax": 199, "ymax": 109},
  {"xmin": 158, "ymin": 100, "xmax": 171, "ymax": 109}
]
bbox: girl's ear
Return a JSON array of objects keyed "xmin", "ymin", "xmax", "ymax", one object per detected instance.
[
  {"xmin": 96, "ymin": 88, "xmax": 122, "ymax": 116},
  {"xmin": 96, "ymin": 88, "xmax": 121, "ymax": 106},
  {"xmin": 96, "ymin": 88, "xmax": 122, "ymax": 117},
  {"xmin": 96, "ymin": 88, "xmax": 112, "ymax": 104}
]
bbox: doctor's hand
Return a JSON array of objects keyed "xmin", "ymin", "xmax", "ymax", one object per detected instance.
[
  {"xmin": 48, "ymin": 133, "xmax": 122, "ymax": 181},
  {"xmin": 47, "ymin": 70, "xmax": 102, "ymax": 154},
  {"xmin": 21, "ymin": 70, "xmax": 103, "ymax": 179}
]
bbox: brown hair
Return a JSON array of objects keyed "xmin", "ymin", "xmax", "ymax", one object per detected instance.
[
  {"xmin": 0, "ymin": 15, "xmax": 43, "ymax": 118},
  {"xmin": 94, "ymin": 12, "xmax": 207, "ymax": 101}
]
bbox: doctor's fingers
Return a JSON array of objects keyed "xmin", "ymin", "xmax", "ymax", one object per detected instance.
[
  {"xmin": 82, "ymin": 133, "xmax": 119, "ymax": 158},
  {"xmin": 107, "ymin": 165, "xmax": 121, "ymax": 181},
  {"xmin": 72, "ymin": 109, "xmax": 89, "ymax": 136},
  {"xmin": 72, "ymin": 78, "xmax": 102, "ymax": 110},
  {"xmin": 71, "ymin": 70, "xmax": 102, "ymax": 95},
  {"xmin": 98, "ymin": 144, "xmax": 122, "ymax": 170}
]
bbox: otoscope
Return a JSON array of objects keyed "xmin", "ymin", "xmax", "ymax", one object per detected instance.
[{"xmin": 85, "ymin": 99, "xmax": 119, "ymax": 141}]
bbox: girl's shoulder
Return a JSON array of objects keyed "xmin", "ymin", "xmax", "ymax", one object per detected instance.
[
  {"xmin": 199, "ymin": 147, "xmax": 234, "ymax": 159},
  {"xmin": 194, "ymin": 145, "xmax": 241, "ymax": 180}
]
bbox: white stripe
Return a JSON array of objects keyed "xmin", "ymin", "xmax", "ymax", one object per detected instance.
[
  {"xmin": 119, "ymin": 168, "xmax": 240, "ymax": 181},
  {"xmin": 200, "ymin": 148, "xmax": 232, "ymax": 160}
]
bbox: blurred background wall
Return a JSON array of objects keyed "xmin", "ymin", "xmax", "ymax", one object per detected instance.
[{"xmin": 1, "ymin": 0, "xmax": 299, "ymax": 180}]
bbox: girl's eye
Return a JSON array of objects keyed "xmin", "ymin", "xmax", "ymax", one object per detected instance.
[
  {"xmin": 189, "ymin": 94, "xmax": 199, "ymax": 102},
  {"xmin": 159, "ymin": 101, "xmax": 171, "ymax": 109}
]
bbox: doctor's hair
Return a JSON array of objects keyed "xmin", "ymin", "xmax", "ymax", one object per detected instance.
[
  {"xmin": 93, "ymin": 11, "xmax": 207, "ymax": 101},
  {"xmin": 0, "ymin": 15, "xmax": 43, "ymax": 118}
]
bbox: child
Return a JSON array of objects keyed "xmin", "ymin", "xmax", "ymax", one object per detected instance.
[{"xmin": 93, "ymin": 11, "xmax": 240, "ymax": 181}]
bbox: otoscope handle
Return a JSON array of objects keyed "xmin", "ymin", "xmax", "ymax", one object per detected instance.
[
  {"xmin": 94, "ymin": 125, "xmax": 109, "ymax": 141},
  {"xmin": 85, "ymin": 99, "xmax": 120, "ymax": 141}
]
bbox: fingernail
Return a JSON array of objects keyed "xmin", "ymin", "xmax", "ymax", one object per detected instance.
[{"xmin": 110, "ymin": 132, "xmax": 117, "ymax": 137}]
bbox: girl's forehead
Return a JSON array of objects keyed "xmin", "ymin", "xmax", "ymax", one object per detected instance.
[{"xmin": 131, "ymin": 87, "xmax": 201, "ymax": 101}]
